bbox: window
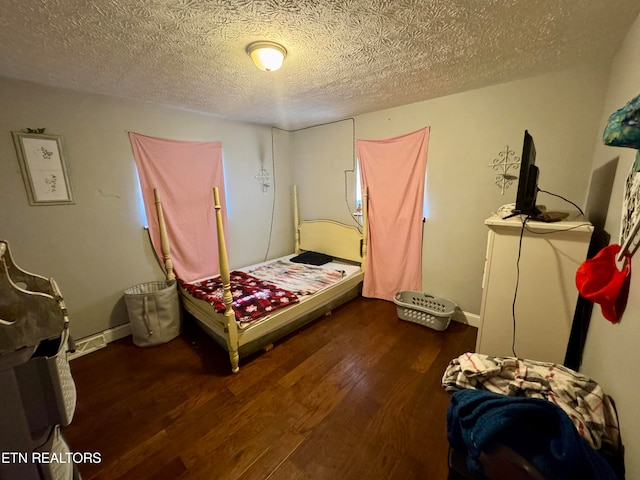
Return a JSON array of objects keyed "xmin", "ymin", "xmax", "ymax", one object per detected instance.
[{"xmin": 134, "ymin": 168, "xmax": 148, "ymax": 227}]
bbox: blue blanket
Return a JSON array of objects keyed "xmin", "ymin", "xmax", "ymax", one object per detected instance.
[{"xmin": 447, "ymin": 389, "xmax": 618, "ymax": 479}]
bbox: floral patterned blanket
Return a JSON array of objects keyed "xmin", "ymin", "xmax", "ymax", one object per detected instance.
[{"xmin": 181, "ymin": 271, "xmax": 299, "ymax": 327}]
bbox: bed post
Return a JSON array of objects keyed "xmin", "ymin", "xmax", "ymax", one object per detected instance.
[
  {"xmin": 293, "ymin": 185, "xmax": 300, "ymax": 254},
  {"xmin": 153, "ymin": 188, "xmax": 175, "ymax": 281},
  {"xmin": 361, "ymin": 186, "xmax": 368, "ymax": 272},
  {"xmin": 213, "ymin": 187, "xmax": 239, "ymax": 373}
]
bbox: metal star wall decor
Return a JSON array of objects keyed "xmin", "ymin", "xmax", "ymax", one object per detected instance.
[
  {"xmin": 255, "ymin": 166, "xmax": 271, "ymax": 194},
  {"xmin": 489, "ymin": 146, "xmax": 520, "ymax": 194}
]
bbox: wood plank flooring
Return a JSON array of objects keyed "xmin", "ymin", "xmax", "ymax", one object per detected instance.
[{"xmin": 62, "ymin": 297, "xmax": 477, "ymax": 480}]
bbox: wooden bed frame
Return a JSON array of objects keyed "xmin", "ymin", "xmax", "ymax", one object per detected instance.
[{"xmin": 155, "ymin": 186, "xmax": 368, "ymax": 373}]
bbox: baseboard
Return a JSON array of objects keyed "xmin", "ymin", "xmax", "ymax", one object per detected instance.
[
  {"xmin": 453, "ymin": 310, "xmax": 480, "ymax": 329},
  {"xmin": 68, "ymin": 323, "xmax": 131, "ymax": 360},
  {"xmin": 102, "ymin": 322, "xmax": 132, "ymax": 343}
]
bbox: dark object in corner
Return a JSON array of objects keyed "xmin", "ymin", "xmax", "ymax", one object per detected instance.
[
  {"xmin": 447, "ymin": 389, "xmax": 622, "ymax": 480},
  {"xmin": 290, "ymin": 251, "xmax": 333, "ymax": 266},
  {"xmin": 530, "ymin": 211, "xmax": 569, "ymax": 223}
]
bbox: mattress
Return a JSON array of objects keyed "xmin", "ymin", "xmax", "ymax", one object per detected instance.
[
  {"xmin": 241, "ymin": 254, "xmax": 361, "ymax": 293},
  {"xmin": 182, "ymin": 254, "xmax": 362, "ymax": 329}
]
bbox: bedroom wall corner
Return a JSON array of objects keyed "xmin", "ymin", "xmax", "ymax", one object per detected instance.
[
  {"xmin": 266, "ymin": 127, "xmax": 296, "ymax": 259},
  {"xmin": 291, "ymin": 119, "xmax": 360, "ymax": 227}
]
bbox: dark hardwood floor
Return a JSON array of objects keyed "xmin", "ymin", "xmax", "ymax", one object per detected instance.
[{"xmin": 63, "ymin": 297, "xmax": 477, "ymax": 480}]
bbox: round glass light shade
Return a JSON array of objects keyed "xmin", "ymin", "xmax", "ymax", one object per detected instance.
[{"xmin": 246, "ymin": 41, "xmax": 287, "ymax": 72}]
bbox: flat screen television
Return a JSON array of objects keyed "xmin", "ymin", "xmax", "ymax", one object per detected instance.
[{"xmin": 512, "ymin": 130, "xmax": 541, "ymax": 217}]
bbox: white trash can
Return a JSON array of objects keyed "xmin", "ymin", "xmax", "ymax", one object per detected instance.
[{"xmin": 124, "ymin": 280, "xmax": 181, "ymax": 347}]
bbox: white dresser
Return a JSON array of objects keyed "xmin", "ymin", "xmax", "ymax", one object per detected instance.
[{"xmin": 476, "ymin": 214, "xmax": 593, "ymax": 364}]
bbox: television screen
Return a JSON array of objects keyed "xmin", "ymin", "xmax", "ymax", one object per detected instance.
[{"xmin": 513, "ymin": 130, "xmax": 540, "ymax": 217}]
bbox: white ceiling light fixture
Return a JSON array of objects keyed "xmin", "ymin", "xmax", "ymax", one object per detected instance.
[{"xmin": 246, "ymin": 41, "xmax": 287, "ymax": 72}]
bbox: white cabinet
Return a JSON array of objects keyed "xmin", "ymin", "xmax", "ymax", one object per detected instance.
[{"xmin": 476, "ymin": 215, "xmax": 593, "ymax": 364}]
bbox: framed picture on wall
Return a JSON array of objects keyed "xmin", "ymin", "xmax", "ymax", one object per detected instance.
[
  {"xmin": 620, "ymin": 161, "xmax": 640, "ymax": 258},
  {"xmin": 11, "ymin": 131, "xmax": 75, "ymax": 205}
]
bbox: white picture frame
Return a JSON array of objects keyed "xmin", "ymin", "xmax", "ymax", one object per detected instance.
[
  {"xmin": 12, "ymin": 131, "xmax": 75, "ymax": 205},
  {"xmin": 620, "ymin": 162, "xmax": 640, "ymax": 259}
]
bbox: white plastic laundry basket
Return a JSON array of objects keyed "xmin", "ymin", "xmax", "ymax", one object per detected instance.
[{"xmin": 393, "ymin": 291, "xmax": 457, "ymax": 331}]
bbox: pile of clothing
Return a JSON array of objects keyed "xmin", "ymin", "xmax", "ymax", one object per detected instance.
[{"xmin": 442, "ymin": 352, "xmax": 624, "ymax": 479}]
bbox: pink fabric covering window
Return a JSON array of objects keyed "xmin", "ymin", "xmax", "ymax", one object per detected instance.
[
  {"xmin": 356, "ymin": 127, "xmax": 429, "ymax": 301},
  {"xmin": 129, "ymin": 132, "xmax": 227, "ymax": 283}
]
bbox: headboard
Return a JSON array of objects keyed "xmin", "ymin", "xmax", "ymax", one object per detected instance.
[
  {"xmin": 298, "ymin": 220, "xmax": 363, "ymax": 264},
  {"xmin": 292, "ymin": 184, "xmax": 368, "ymax": 267}
]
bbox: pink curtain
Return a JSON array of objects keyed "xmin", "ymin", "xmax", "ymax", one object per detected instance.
[
  {"xmin": 356, "ymin": 127, "xmax": 429, "ymax": 301},
  {"xmin": 129, "ymin": 132, "xmax": 227, "ymax": 283}
]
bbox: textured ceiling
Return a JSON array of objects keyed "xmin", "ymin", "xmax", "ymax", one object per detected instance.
[{"xmin": 1, "ymin": 0, "xmax": 639, "ymax": 130}]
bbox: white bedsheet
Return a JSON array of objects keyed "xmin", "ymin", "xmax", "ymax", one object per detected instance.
[{"xmin": 241, "ymin": 254, "xmax": 361, "ymax": 298}]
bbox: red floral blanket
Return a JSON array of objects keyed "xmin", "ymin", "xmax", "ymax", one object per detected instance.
[{"xmin": 181, "ymin": 271, "xmax": 299, "ymax": 327}]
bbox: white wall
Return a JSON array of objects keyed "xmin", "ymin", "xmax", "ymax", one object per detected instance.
[
  {"xmin": 580, "ymin": 12, "xmax": 640, "ymax": 479},
  {"xmin": 292, "ymin": 119, "xmax": 360, "ymax": 226},
  {"xmin": 292, "ymin": 64, "xmax": 610, "ymax": 316},
  {"xmin": 0, "ymin": 77, "xmax": 294, "ymax": 340}
]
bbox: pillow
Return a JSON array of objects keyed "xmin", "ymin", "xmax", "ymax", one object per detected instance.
[{"xmin": 290, "ymin": 251, "xmax": 333, "ymax": 266}]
